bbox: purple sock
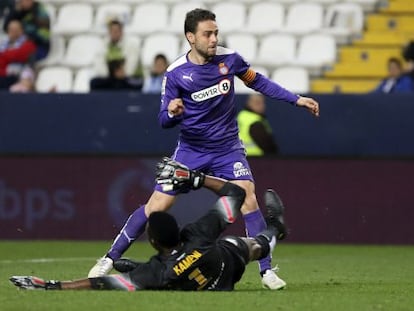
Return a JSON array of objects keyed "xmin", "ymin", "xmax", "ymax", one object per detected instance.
[
  {"xmin": 107, "ymin": 205, "xmax": 148, "ymax": 260},
  {"xmin": 243, "ymin": 209, "xmax": 272, "ymax": 273}
]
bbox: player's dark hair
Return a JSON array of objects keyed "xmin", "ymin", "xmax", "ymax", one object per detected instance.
[
  {"xmin": 108, "ymin": 19, "xmax": 123, "ymax": 29},
  {"xmin": 154, "ymin": 53, "xmax": 168, "ymax": 63},
  {"xmin": 147, "ymin": 212, "xmax": 180, "ymax": 248},
  {"xmin": 388, "ymin": 57, "xmax": 402, "ymax": 68},
  {"xmin": 107, "ymin": 59, "xmax": 125, "ymax": 77},
  {"xmin": 184, "ymin": 8, "xmax": 216, "ymax": 34}
]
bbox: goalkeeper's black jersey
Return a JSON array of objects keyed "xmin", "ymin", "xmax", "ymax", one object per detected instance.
[{"xmin": 128, "ymin": 210, "xmax": 247, "ymax": 291}]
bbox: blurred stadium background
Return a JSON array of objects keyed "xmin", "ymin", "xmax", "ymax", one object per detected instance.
[{"xmin": 1, "ymin": 0, "xmax": 413, "ymax": 93}]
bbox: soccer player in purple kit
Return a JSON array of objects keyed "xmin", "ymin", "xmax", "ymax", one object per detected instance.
[{"xmin": 89, "ymin": 8, "xmax": 319, "ymax": 290}]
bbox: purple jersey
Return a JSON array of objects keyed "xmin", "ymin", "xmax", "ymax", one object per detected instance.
[{"xmin": 159, "ymin": 47, "xmax": 299, "ymax": 150}]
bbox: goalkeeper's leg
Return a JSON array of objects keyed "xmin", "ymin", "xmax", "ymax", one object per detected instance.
[{"xmin": 88, "ymin": 191, "xmax": 176, "ymax": 277}]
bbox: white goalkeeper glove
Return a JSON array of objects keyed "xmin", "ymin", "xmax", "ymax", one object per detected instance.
[{"xmin": 156, "ymin": 157, "xmax": 205, "ymax": 192}]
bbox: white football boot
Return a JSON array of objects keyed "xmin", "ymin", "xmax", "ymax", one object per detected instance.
[
  {"xmin": 88, "ymin": 257, "xmax": 113, "ymax": 278},
  {"xmin": 261, "ymin": 267, "xmax": 287, "ymax": 290}
]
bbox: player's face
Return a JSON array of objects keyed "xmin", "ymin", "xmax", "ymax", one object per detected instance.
[{"xmin": 191, "ymin": 20, "xmax": 219, "ymax": 60}]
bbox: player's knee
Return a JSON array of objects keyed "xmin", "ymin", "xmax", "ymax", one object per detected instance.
[
  {"xmin": 241, "ymin": 191, "xmax": 258, "ymax": 214},
  {"xmin": 146, "ymin": 191, "xmax": 175, "ymax": 214}
]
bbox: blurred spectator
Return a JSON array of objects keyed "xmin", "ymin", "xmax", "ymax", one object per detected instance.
[
  {"xmin": 237, "ymin": 94, "xmax": 279, "ymax": 157},
  {"xmin": 0, "ymin": 0, "xmax": 14, "ymax": 20},
  {"xmin": 142, "ymin": 53, "xmax": 168, "ymax": 94},
  {"xmin": 9, "ymin": 65, "xmax": 35, "ymax": 92},
  {"xmin": 94, "ymin": 20, "xmax": 142, "ymax": 78},
  {"xmin": 373, "ymin": 57, "xmax": 413, "ymax": 93},
  {"xmin": 90, "ymin": 59, "xmax": 143, "ymax": 91},
  {"xmin": 402, "ymin": 41, "xmax": 414, "ymax": 79},
  {"xmin": 0, "ymin": 19, "xmax": 36, "ymax": 88},
  {"xmin": 3, "ymin": 0, "xmax": 50, "ymax": 60}
]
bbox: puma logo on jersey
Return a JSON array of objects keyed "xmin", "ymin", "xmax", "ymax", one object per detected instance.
[
  {"xmin": 182, "ymin": 73, "xmax": 193, "ymax": 82},
  {"xmin": 191, "ymin": 79, "xmax": 231, "ymax": 102}
]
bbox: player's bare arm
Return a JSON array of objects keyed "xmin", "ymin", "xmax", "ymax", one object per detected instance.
[
  {"xmin": 296, "ymin": 96, "xmax": 320, "ymax": 117},
  {"xmin": 168, "ymin": 98, "xmax": 185, "ymax": 117}
]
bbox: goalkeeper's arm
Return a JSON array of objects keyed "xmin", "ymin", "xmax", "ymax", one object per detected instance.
[{"xmin": 156, "ymin": 157, "xmax": 245, "ymax": 203}]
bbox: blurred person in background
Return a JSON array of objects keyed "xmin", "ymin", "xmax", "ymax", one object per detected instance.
[
  {"xmin": 9, "ymin": 65, "xmax": 35, "ymax": 92},
  {"xmin": 0, "ymin": 0, "xmax": 14, "ymax": 20},
  {"xmin": 373, "ymin": 57, "xmax": 413, "ymax": 93},
  {"xmin": 237, "ymin": 94, "xmax": 279, "ymax": 156},
  {"xmin": 0, "ymin": 19, "xmax": 36, "ymax": 89},
  {"xmin": 3, "ymin": 0, "xmax": 50, "ymax": 61},
  {"xmin": 142, "ymin": 53, "xmax": 169, "ymax": 94},
  {"xmin": 402, "ymin": 41, "xmax": 414, "ymax": 80},
  {"xmin": 90, "ymin": 58, "xmax": 143, "ymax": 91},
  {"xmin": 94, "ymin": 19, "xmax": 143, "ymax": 79}
]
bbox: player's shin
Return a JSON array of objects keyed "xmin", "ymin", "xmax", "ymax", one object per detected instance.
[
  {"xmin": 243, "ymin": 209, "xmax": 272, "ymax": 273},
  {"xmin": 107, "ymin": 205, "xmax": 148, "ymax": 260}
]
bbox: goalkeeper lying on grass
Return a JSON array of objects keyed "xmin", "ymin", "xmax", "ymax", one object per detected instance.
[{"xmin": 10, "ymin": 158, "xmax": 287, "ymax": 291}]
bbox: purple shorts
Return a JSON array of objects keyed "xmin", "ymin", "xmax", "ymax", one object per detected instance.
[{"xmin": 155, "ymin": 140, "xmax": 254, "ymax": 195}]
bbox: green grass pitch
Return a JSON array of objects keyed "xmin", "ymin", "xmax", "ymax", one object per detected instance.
[{"xmin": 1, "ymin": 241, "xmax": 413, "ymax": 311}]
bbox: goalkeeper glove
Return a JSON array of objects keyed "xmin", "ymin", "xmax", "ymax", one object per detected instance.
[{"xmin": 156, "ymin": 157, "xmax": 205, "ymax": 192}]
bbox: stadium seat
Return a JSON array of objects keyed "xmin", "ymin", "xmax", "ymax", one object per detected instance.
[
  {"xmin": 125, "ymin": 3, "xmax": 168, "ymax": 35},
  {"xmin": 43, "ymin": 3, "xmax": 56, "ymax": 27},
  {"xmin": 211, "ymin": 3, "xmax": 246, "ymax": 34},
  {"xmin": 62, "ymin": 35, "xmax": 105, "ymax": 68},
  {"xmin": 117, "ymin": 0, "xmax": 147, "ymax": 3},
  {"xmin": 233, "ymin": 77, "xmax": 256, "ymax": 94},
  {"xmin": 73, "ymin": 68, "xmax": 93, "ymax": 93},
  {"xmin": 283, "ymin": 3, "xmax": 324, "ymax": 36},
  {"xmin": 80, "ymin": 0, "xmax": 111, "ymax": 4},
  {"xmin": 93, "ymin": 3, "xmax": 131, "ymax": 34},
  {"xmin": 35, "ymin": 66, "xmax": 73, "ymax": 93},
  {"xmin": 271, "ymin": 66, "xmax": 310, "ymax": 94},
  {"xmin": 305, "ymin": 0, "xmax": 339, "ymax": 5},
  {"xmin": 311, "ymin": 78, "xmax": 380, "ymax": 93},
  {"xmin": 225, "ymin": 34, "xmax": 258, "ymax": 63},
  {"xmin": 53, "ymin": 3, "xmax": 93, "ymax": 36},
  {"xmin": 255, "ymin": 34, "xmax": 297, "ymax": 67},
  {"xmin": 345, "ymin": 0, "xmax": 381, "ymax": 12},
  {"xmin": 245, "ymin": 3, "xmax": 285, "ymax": 35},
  {"xmin": 295, "ymin": 34, "xmax": 337, "ymax": 71},
  {"xmin": 168, "ymin": 2, "xmax": 206, "ymax": 34},
  {"xmin": 322, "ymin": 3, "xmax": 364, "ymax": 44},
  {"xmin": 234, "ymin": 66, "xmax": 269, "ymax": 94},
  {"xmin": 36, "ymin": 36, "xmax": 66, "ymax": 67},
  {"xmin": 141, "ymin": 33, "xmax": 180, "ymax": 68}
]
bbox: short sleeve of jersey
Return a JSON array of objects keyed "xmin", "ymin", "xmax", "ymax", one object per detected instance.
[
  {"xmin": 160, "ymin": 70, "xmax": 180, "ymax": 112},
  {"xmin": 233, "ymin": 52, "xmax": 251, "ymax": 79}
]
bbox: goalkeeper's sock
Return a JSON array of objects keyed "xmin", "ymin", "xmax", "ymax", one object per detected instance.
[
  {"xmin": 243, "ymin": 209, "xmax": 272, "ymax": 273},
  {"xmin": 107, "ymin": 205, "xmax": 148, "ymax": 260}
]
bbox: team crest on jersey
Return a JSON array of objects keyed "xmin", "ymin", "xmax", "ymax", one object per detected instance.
[
  {"xmin": 233, "ymin": 162, "xmax": 251, "ymax": 178},
  {"xmin": 191, "ymin": 79, "xmax": 231, "ymax": 102},
  {"xmin": 219, "ymin": 63, "xmax": 229, "ymax": 75}
]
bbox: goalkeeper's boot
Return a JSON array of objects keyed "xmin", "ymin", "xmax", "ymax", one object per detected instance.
[
  {"xmin": 264, "ymin": 189, "xmax": 287, "ymax": 241},
  {"xmin": 88, "ymin": 256, "xmax": 113, "ymax": 278},
  {"xmin": 261, "ymin": 267, "xmax": 287, "ymax": 290},
  {"xmin": 9, "ymin": 276, "xmax": 60, "ymax": 290}
]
